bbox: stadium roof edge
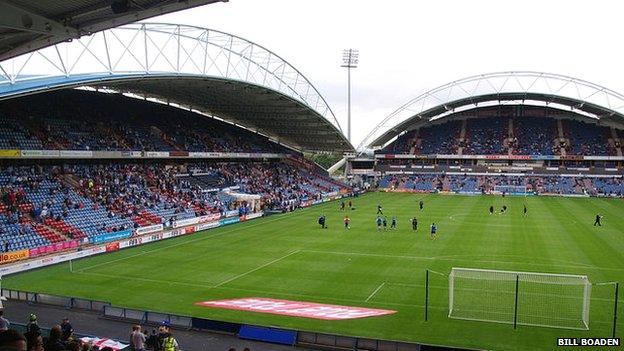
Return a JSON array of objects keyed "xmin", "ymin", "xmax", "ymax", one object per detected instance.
[
  {"xmin": 360, "ymin": 71, "xmax": 624, "ymax": 150},
  {"xmin": 0, "ymin": 23, "xmax": 353, "ymax": 153},
  {"xmin": 0, "ymin": 0, "xmax": 227, "ymax": 62}
]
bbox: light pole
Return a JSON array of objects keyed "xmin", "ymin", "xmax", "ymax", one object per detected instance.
[{"xmin": 341, "ymin": 49, "xmax": 358, "ymax": 143}]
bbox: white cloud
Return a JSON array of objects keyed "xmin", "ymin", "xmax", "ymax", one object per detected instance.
[{"xmin": 155, "ymin": 0, "xmax": 624, "ymax": 148}]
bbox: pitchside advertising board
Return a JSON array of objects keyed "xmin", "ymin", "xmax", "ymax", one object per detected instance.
[
  {"xmin": 172, "ymin": 213, "xmax": 221, "ymax": 228},
  {"xmin": 0, "ymin": 249, "xmax": 29, "ymax": 264},
  {"xmin": 0, "ymin": 211, "xmax": 262, "ymax": 276},
  {"xmin": 90, "ymin": 229, "xmax": 133, "ymax": 244}
]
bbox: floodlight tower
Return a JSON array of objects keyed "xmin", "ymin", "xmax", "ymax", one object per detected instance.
[{"xmin": 341, "ymin": 49, "xmax": 358, "ymax": 143}]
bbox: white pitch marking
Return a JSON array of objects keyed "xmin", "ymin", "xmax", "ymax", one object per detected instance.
[
  {"xmin": 365, "ymin": 282, "xmax": 386, "ymax": 302},
  {"xmin": 301, "ymin": 249, "xmax": 624, "ymax": 271},
  {"xmin": 76, "ymin": 214, "xmax": 291, "ymax": 272},
  {"xmin": 214, "ymin": 249, "xmax": 301, "ymax": 287}
]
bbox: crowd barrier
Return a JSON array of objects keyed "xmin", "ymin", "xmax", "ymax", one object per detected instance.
[
  {"xmin": 0, "ymin": 288, "xmax": 110, "ymax": 313},
  {"xmin": 103, "ymin": 306, "xmax": 193, "ymax": 329}
]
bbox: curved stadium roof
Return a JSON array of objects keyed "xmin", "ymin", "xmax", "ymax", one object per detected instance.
[
  {"xmin": 0, "ymin": 0, "xmax": 226, "ymax": 61},
  {"xmin": 0, "ymin": 23, "xmax": 352, "ymax": 152},
  {"xmin": 360, "ymin": 72, "xmax": 624, "ymax": 150}
]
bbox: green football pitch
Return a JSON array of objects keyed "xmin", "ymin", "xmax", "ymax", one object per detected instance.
[{"xmin": 4, "ymin": 192, "xmax": 624, "ymax": 350}]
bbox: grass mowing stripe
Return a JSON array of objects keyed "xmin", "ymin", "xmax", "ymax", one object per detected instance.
[
  {"xmin": 76, "ymin": 213, "xmax": 292, "ymax": 272},
  {"xmin": 213, "ymin": 250, "xmax": 301, "ymax": 287},
  {"xmin": 73, "ymin": 270, "xmax": 436, "ymax": 310},
  {"xmin": 301, "ymin": 249, "xmax": 623, "ymax": 271},
  {"xmin": 6, "ymin": 193, "xmax": 624, "ymax": 351}
]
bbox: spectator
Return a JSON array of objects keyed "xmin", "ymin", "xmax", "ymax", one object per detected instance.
[
  {"xmin": 159, "ymin": 329, "xmax": 178, "ymax": 351},
  {"xmin": 0, "ymin": 310, "xmax": 10, "ymax": 331},
  {"xmin": 0, "ymin": 329, "xmax": 27, "ymax": 351},
  {"xmin": 26, "ymin": 334, "xmax": 43, "ymax": 351},
  {"xmin": 24, "ymin": 314, "xmax": 40, "ymax": 348},
  {"xmin": 146, "ymin": 329, "xmax": 158, "ymax": 351},
  {"xmin": 43, "ymin": 325, "xmax": 65, "ymax": 351},
  {"xmin": 60, "ymin": 317, "xmax": 73, "ymax": 341},
  {"xmin": 130, "ymin": 325, "xmax": 146, "ymax": 351}
]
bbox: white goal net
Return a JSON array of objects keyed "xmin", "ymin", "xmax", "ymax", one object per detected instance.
[{"xmin": 448, "ymin": 268, "xmax": 591, "ymax": 330}]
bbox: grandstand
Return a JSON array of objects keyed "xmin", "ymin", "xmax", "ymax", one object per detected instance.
[
  {"xmin": 349, "ymin": 73, "xmax": 624, "ymax": 199},
  {"xmin": 0, "ymin": 2, "xmax": 623, "ymax": 350}
]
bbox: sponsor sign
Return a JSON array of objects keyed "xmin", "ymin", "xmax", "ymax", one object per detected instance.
[
  {"xmin": 349, "ymin": 169, "xmax": 376, "ymax": 175},
  {"xmin": 28, "ymin": 240, "xmax": 79, "ymax": 257},
  {"xmin": 145, "ymin": 151, "xmax": 169, "ymax": 158},
  {"xmin": 119, "ymin": 237, "xmax": 143, "ymax": 249},
  {"xmin": 91, "ymin": 229, "xmax": 133, "ymax": 244},
  {"xmin": 120, "ymin": 151, "xmax": 142, "ymax": 157},
  {"xmin": 219, "ymin": 217, "xmax": 240, "ymax": 226},
  {"xmin": 59, "ymin": 150, "xmax": 93, "ymax": 157},
  {"xmin": 184, "ymin": 227, "xmax": 195, "ymax": 234},
  {"xmin": 0, "ymin": 249, "xmax": 29, "ymax": 264},
  {"xmin": 146, "ymin": 233, "xmax": 163, "ymax": 242},
  {"xmin": 0, "ymin": 150, "xmax": 20, "ymax": 157},
  {"xmin": 21, "ymin": 150, "xmax": 43, "ymax": 157},
  {"xmin": 246, "ymin": 212, "xmax": 263, "ymax": 220},
  {"xmin": 105, "ymin": 242, "xmax": 120, "ymax": 252},
  {"xmin": 196, "ymin": 297, "xmax": 396, "ymax": 320},
  {"xmin": 42, "ymin": 150, "xmax": 60, "ymax": 157},
  {"xmin": 196, "ymin": 221, "xmax": 220, "ymax": 231},
  {"xmin": 135, "ymin": 224, "xmax": 163, "ymax": 235},
  {"xmin": 162, "ymin": 229, "xmax": 183, "ymax": 239},
  {"xmin": 374, "ymin": 153, "xmax": 624, "ymax": 161},
  {"xmin": 192, "ymin": 152, "xmax": 222, "ymax": 158},
  {"xmin": 258, "ymin": 153, "xmax": 284, "ymax": 158},
  {"xmin": 198, "ymin": 213, "xmax": 221, "ymax": 222},
  {"xmin": 172, "ymin": 217, "xmax": 200, "ymax": 228},
  {"xmin": 224, "ymin": 210, "xmax": 239, "ymax": 218}
]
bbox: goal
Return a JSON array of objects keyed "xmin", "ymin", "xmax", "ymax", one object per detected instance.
[{"xmin": 448, "ymin": 268, "xmax": 591, "ymax": 330}]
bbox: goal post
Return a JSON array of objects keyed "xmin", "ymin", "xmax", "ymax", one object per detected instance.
[{"xmin": 448, "ymin": 267, "xmax": 591, "ymax": 330}]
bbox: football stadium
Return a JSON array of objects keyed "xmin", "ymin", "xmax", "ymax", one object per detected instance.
[{"xmin": 0, "ymin": 2, "xmax": 622, "ymax": 351}]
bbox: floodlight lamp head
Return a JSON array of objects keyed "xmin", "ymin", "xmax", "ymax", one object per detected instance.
[{"xmin": 341, "ymin": 49, "xmax": 359, "ymax": 67}]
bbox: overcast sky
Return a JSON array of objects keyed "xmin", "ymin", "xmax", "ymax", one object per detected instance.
[{"xmin": 155, "ymin": 0, "xmax": 624, "ymax": 148}]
